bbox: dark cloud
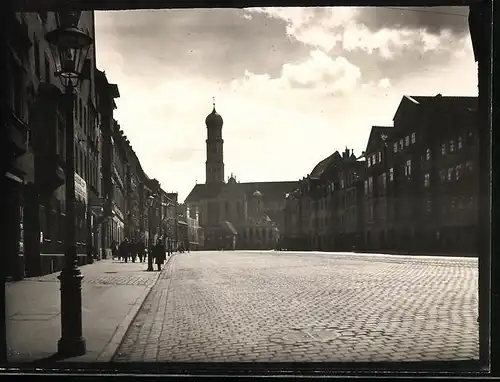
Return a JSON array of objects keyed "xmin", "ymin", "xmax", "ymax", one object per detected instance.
[
  {"xmin": 340, "ymin": 33, "xmax": 471, "ymax": 85},
  {"xmin": 96, "ymin": 9, "xmax": 310, "ymax": 83},
  {"xmin": 354, "ymin": 6, "xmax": 469, "ymax": 36}
]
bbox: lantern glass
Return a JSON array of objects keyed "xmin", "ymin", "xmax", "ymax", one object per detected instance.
[{"xmin": 45, "ymin": 13, "xmax": 93, "ymax": 88}]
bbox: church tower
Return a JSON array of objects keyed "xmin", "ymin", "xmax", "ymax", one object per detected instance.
[{"xmin": 205, "ymin": 99, "xmax": 225, "ymax": 184}]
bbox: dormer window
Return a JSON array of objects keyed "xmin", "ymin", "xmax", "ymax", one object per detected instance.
[
  {"xmin": 378, "ymin": 152, "xmax": 382, "ymax": 163},
  {"xmin": 393, "ymin": 143, "xmax": 398, "ymax": 153},
  {"xmin": 367, "ymin": 157, "xmax": 371, "ymax": 167},
  {"xmin": 450, "ymin": 140, "xmax": 455, "ymax": 152},
  {"xmin": 372, "ymin": 154, "xmax": 376, "ymax": 165},
  {"xmin": 405, "ymin": 136, "xmax": 410, "ymax": 146},
  {"xmin": 399, "ymin": 139, "xmax": 404, "ymax": 151},
  {"xmin": 411, "ymin": 132, "xmax": 416, "ymax": 144},
  {"xmin": 441, "ymin": 143, "xmax": 446, "ymax": 155}
]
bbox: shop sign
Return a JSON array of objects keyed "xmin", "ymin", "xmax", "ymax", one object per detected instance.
[{"xmin": 75, "ymin": 172, "xmax": 87, "ymax": 203}]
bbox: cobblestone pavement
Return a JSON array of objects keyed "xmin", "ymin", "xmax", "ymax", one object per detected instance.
[
  {"xmin": 113, "ymin": 251, "xmax": 478, "ymax": 363},
  {"xmin": 27, "ymin": 259, "xmax": 159, "ymax": 286}
]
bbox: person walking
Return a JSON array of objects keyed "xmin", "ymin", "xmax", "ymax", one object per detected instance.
[
  {"xmin": 111, "ymin": 240, "xmax": 118, "ymax": 260},
  {"xmin": 138, "ymin": 240, "xmax": 146, "ymax": 263},
  {"xmin": 153, "ymin": 239, "xmax": 166, "ymax": 271},
  {"xmin": 130, "ymin": 238, "xmax": 138, "ymax": 263},
  {"xmin": 118, "ymin": 238, "xmax": 129, "ymax": 262}
]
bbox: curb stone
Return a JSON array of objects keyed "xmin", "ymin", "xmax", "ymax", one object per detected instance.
[{"xmin": 96, "ymin": 253, "xmax": 176, "ymax": 362}]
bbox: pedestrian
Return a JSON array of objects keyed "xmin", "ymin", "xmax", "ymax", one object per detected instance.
[
  {"xmin": 111, "ymin": 240, "xmax": 118, "ymax": 260},
  {"xmin": 138, "ymin": 240, "xmax": 146, "ymax": 263},
  {"xmin": 130, "ymin": 238, "xmax": 138, "ymax": 263},
  {"xmin": 153, "ymin": 239, "xmax": 166, "ymax": 271},
  {"xmin": 119, "ymin": 237, "xmax": 129, "ymax": 262}
]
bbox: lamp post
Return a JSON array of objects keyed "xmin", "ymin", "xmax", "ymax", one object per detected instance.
[
  {"xmin": 147, "ymin": 194, "xmax": 156, "ymax": 271},
  {"xmin": 45, "ymin": 11, "xmax": 93, "ymax": 357}
]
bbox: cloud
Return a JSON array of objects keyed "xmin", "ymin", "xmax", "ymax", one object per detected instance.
[
  {"xmin": 353, "ymin": 6, "xmax": 470, "ymax": 36},
  {"xmin": 95, "ymin": 9, "xmax": 311, "ymax": 83},
  {"xmin": 94, "ymin": 7, "xmax": 477, "ymax": 201}
]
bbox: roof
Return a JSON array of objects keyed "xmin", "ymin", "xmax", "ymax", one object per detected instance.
[
  {"xmin": 310, "ymin": 151, "xmax": 342, "ymax": 179},
  {"xmin": 221, "ymin": 221, "xmax": 238, "ymax": 235},
  {"xmin": 185, "ymin": 181, "xmax": 299, "ymax": 204},
  {"xmin": 365, "ymin": 126, "xmax": 393, "ymax": 154},
  {"xmin": 393, "ymin": 95, "xmax": 477, "ymax": 122}
]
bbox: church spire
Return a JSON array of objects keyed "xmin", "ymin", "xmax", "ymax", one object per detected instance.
[{"xmin": 212, "ymin": 96, "xmax": 216, "ymax": 111}]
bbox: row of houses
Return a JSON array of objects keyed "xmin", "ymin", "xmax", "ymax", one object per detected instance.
[
  {"xmin": 4, "ymin": 11, "xmax": 195, "ymax": 281},
  {"xmin": 283, "ymin": 94, "xmax": 479, "ymax": 256}
]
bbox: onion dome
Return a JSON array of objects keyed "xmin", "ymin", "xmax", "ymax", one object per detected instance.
[{"xmin": 205, "ymin": 98, "xmax": 223, "ymax": 127}]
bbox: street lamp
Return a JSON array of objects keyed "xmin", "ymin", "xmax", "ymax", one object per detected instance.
[
  {"xmin": 45, "ymin": 11, "xmax": 93, "ymax": 357},
  {"xmin": 147, "ymin": 194, "xmax": 156, "ymax": 271}
]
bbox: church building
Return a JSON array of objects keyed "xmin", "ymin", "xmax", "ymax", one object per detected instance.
[{"xmin": 185, "ymin": 101, "xmax": 299, "ymax": 250}]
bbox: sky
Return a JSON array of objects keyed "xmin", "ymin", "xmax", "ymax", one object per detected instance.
[{"xmin": 94, "ymin": 6, "xmax": 478, "ymax": 202}]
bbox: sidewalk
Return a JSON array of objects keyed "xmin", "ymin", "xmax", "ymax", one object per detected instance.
[{"xmin": 6, "ymin": 256, "xmax": 173, "ymax": 364}]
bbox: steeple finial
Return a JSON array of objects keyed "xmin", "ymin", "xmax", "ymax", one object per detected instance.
[{"xmin": 212, "ymin": 96, "xmax": 216, "ymax": 109}]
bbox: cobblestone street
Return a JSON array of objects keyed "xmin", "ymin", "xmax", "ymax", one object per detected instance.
[{"xmin": 113, "ymin": 251, "xmax": 478, "ymax": 363}]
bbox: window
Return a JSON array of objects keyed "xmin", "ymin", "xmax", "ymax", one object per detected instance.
[
  {"xmin": 405, "ymin": 136, "xmax": 410, "ymax": 146},
  {"xmin": 426, "ymin": 198, "xmax": 432, "ymax": 213},
  {"xmin": 458, "ymin": 136, "xmax": 463, "ymax": 150},
  {"xmin": 44, "ymin": 53, "xmax": 50, "ymax": 83},
  {"xmin": 466, "ymin": 161, "xmax": 474, "ymax": 172},
  {"xmin": 367, "ymin": 157, "xmax": 371, "ymax": 167},
  {"xmin": 425, "ymin": 148, "xmax": 431, "ymax": 161},
  {"xmin": 378, "ymin": 151, "xmax": 382, "ymax": 163},
  {"xmin": 33, "ymin": 36, "xmax": 40, "ymax": 78},
  {"xmin": 393, "ymin": 142, "xmax": 398, "ymax": 153},
  {"xmin": 78, "ymin": 98, "xmax": 82, "ymax": 125},
  {"xmin": 450, "ymin": 140, "xmax": 455, "ymax": 152},
  {"xmin": 441, "ymin": 143, "xmax": 446, "ymax": 155},
  {"xmin": 381, "ymin": 173, "xmax": 387, "ymax": 190},
  {"xmin": 364, "ymin": 180, "xmax": 368, "ymax": 196},
  {"xmin": 389, "ymin": 168, "xmax": 394, "ymax": 181},
  {"xmin": 411, "ymin": 132, "xmax": 416, "ymax": 144},
  {"xmin": 424, "ymin": 173, "xmax": 430, "ymax": 187},
  {"xmin": 405, "ymin": 160, "xmax": 412, "ymax": 177},
  {"xmin": 372, "ymin": 154, "xmax": 376, "ymax": 165},
  {"xmin": 368, "ymin": 177, "xmax": 373, "ymax": 194},
  {"xmin": 456, "ymin": 164, "xmax": 463, "ymax": 180},
  {"xmin": 399, "ymin": 139, "xmax": 404, "ymax": 151},
  {"xmin": 439, "ymin": 169, "xmax": 446, "ymax": 183},
  {"xmin": 447, "ymin": 168, "xmax": 453, "ymax": 181}
]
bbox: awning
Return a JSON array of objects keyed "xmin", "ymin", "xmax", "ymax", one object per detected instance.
[{"xmin": 220, "ymin": 221, "xmax": 238, "ymax": 236}]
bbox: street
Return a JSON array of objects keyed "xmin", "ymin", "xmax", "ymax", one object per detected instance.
[{"xmin": 113, "ymin": 250, "xmax": 478, "ymax": 363}]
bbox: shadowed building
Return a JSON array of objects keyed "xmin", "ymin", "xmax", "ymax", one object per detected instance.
[
  {"xmin": 363, "ymin": 94, "xmax": 478, "ymax": 254},
  {"xmin": 185, "ymin": 101, "xmax": 299, "ymax": 250}
]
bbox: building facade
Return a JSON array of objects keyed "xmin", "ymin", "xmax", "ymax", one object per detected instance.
[
  {"xmin": 185, "ymin": 103, "xmax": 298, "ymax": 250},
  {"xmin": 284, "ymin": 94, "xmax": 479, "ymax": 256},
  {"xmin": 363, "ymin": 95, "xmax": 478, "ymax": 254},
  {"xmin": 284, "ymin": 148, "xmax": 364, "ymax": 251},
  {"xmin": 5, "ymin": 11, "xmax": 100, "ymax": 280}
]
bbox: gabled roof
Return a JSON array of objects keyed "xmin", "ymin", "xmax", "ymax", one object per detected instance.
[
  {"xmin": 393, "ymin": 94, "xmax": 477, "ymax": 122},
  {"xmin": 310, "ymin": 151, "xmax": 342, "ymax": 179},
  {"xmin": 365, "ymin": 126, "xmax": 393, "ymax": 154},
  {"xmin": 185, "ymin": 181, "xmax": 299, "ymax": 204}
]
